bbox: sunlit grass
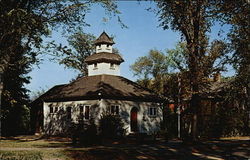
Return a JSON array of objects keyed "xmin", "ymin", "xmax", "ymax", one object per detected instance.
[
  {"xmin": 0, "ymin": 150, "xmax": 69, "ymax": 160},
  {"xmin": 0, "ymin": 139, "xmax": 70, "ymax": 148},
  {"xmin": 220, "ymin": 136, "xmax": 250, "ymax": 140}
]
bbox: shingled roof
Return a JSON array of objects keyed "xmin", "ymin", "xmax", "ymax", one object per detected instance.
[
  {"xmin": 33, "ymin": 75, "xmax": 163, "ymax": 103},
  {"xmin": 94, "ymin": 32, "xmax": 115, "ymax": 45},
  {"xmin": 85, "ymin": 52, "xmax": 124, "ymax": 64}
]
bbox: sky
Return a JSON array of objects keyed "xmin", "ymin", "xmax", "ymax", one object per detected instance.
[{"xmin": 26, "ymin": 1, "xmax": 234, "ymax": 97}]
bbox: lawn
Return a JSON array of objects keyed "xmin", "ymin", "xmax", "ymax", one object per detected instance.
[
  {"xmin": 0, "ymin": 135, "xmax": 72, "ymax": 160},
  {"xmin": 0, "ymin": 136, "xmax": 128, "ymax": 160},
  {"xmin": 0, "ymin": 135, "xmax": 249, "ymax": 160}
]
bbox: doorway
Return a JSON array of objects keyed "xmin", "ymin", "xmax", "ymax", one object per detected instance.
[{"xmin": 130, "ymin": 107, "xmax": 138, "ymax": 132}]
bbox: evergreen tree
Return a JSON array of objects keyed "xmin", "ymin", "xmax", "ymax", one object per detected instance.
[{"xmin": 1, "ymin": 47, "xmax": 32, "ymax": 135}]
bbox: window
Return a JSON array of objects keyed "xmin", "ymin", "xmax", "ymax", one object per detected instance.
[
  {"xmin": 49, "ymin": 106, "xmax": 59, "ymax": 114},
  {"xmin": 79, "ymin": 105, "xmax": 90, "ymax": 120},
  {"xmin": 94, "ymin": 63, "xmax": 98, "ymax": 69},
  {"xmin": 111, "ymin": 105, "xmax": 119, "ymax": 115},
  {"xmin": 54, "ymin": 107, "xmax": 58, "ymax": 113},
  {"xmin": 98, "ymin": 45, "xmax": 101, "ymax": 50},
  {"xmin": 79, "ymin": 105, "xmax": 84, "ymax": 115},
  {"xmin": 49, "ymin": 106, "xmax": 53, "ymax": 114},
  {"xmin": 149, "ymin": 107, "xmax": 157, "ymax": 116},
  {"xmin": 66, "ymin": 107, "xmax": 72, "ymax": 120},
  {"xmin": 110, "ymin": 63, "xmax": 115, "ymax": 69},
  {"xmin": 85, "ymin": 105, "xmax": 90, "ymax": 120},
  {"xmin": 106, "ymin": 44, "xmax": 111, "ymax": 50}
]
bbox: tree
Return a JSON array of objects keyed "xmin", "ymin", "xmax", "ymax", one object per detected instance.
[
  {"xmin": 0, "ymin": 0, "xmax": 121, "ymax": 72},
  {"xmin": 218, "ymin": 0, "xmax": 250, "ymax": 133},
  {"xmin": 1, "ymin": 50, "xmax": 32, "ymax": 135},
  {"xmin": 54, "ymin": 31, "xmax": 96, "ymax": 77},
  {"xmin": 166, "ymin": 42, "xmax": 188, "ymax": 72},
  {"xmin": 0, "ymin": 0, "xmax": 121, "ymax": 136},
  {"xmin": 155, "ymin": 1, "xmax": 229, "ymax": 140},
  {"xmin": 130, "ymin": 49, "xmax": 169, "ymax": 94}
]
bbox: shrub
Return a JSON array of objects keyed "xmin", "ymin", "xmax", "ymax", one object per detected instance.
[
  {"xmin": 79, "ymin": 120, "xmax": 99, "ymax": 146},
  {"xmin": 70, "ymin": 118, "xmax": 99, "ymax": 146},
  {"xmin": 99, "ymin": 114, "xmax": 126, "ymax": 139}
]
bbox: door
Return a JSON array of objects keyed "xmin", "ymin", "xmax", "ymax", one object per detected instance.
[{"xmin": 130, "ymin": 107, "xmax": 138, "ymax": 132}]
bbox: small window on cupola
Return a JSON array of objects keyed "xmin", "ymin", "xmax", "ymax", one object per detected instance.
[
  {"xmin": 106, "ymin": 44, "xmax": 111, "ymax": 50},
  {"xmin": 94, "ymin": 63, "xmax": 98, "ymax": 69},
  {"xmin": 97, "ymin": 44, "xmax": 101, "ymax": 50},
  {"xmin": 110, "ymin": 63, "xmax": 115, "ymax": 69}
]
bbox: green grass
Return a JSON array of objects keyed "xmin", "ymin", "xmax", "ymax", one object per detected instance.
[
  {"xmin": 0, "ymin": 139, "xmax": 72, "ymax": 160},
  {"xmin": 0, "ymin": 139, "xmax": 126, "ymax": 160},
  {"xmin": 0, "ymin": 149, "xmax": 70, "ymax": 160},
  {"xmin": 0, "ymin": 139, "xmax": 70, "ymax": 148},
  {"xmin": 0, "ymin": 150, "xmax": 43, "ymax": 160}
]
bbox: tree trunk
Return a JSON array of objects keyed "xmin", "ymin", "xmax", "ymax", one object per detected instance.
[
  {"xmin": 191, "ymin": 93, "xmax": 200, "ymax": 141},
  {"xmin": 188, "ymin": 40, "xmax": 201, "ymax": 141},
  {"xmin": 246, "ymin": 85, "xmax": 250, "ymax": 131},
  {"xmin": 0, "ymin": 69, "xmax": 2, "ymax": 137}
]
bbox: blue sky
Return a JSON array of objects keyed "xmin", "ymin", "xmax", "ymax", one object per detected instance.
[{"xmin": 26, "ymin": 1, "xmax": 234, "ymax": 97}]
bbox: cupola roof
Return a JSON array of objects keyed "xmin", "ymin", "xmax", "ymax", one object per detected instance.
[
  {"xmin": 85, "ymin": 52, "xmax": 124, "ymax": 64},
  {"xmin": 94, "ymin": 31, "xmax": 115, "ymax": 45}
]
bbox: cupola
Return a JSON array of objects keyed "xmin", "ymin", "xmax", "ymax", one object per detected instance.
[
  {"xmin": 94, "ymin": 32, "xmax": 115, "ymax": 53},
  {"xmin": 85, "ymin": 32, "xmax": 124, "ymax": 76}
]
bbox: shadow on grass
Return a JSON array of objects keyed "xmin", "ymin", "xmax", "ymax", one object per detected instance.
[
  {"xmin": 64, "ymin": 139, "xmax": 250, "ymax": 160},
  {"xmin": 65, "ymin": 148, "xmax": 129, "ymax": 160},
  {"xmin": 1, "ymin": 136, "xmax": 249, "ymax": 160}
]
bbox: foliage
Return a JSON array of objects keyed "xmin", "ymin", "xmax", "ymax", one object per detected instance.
[
  {"xmin": 166, "ymin": 42, "xmax": 188, "ymax": 72},
  {"xmin": 163, "ymin": 107, "xmax": 178, "ymax": 139},
  {"xmin": 54, "ymin": 31, "xmax": 96, "ymax": 77},
  {"xmin": 220, "ymin": 1, "xmax": 250, "ymax": 121},
  {"xmin": 154, "ymin": 0, "xmax": 230, "ymax": 140},
  {"xmin": 131, "ymin": 49, "xmax": 168, "ymax": 79},
  {"xmin": 99, "ymin": 113, "xmax": 126, "ymax": 139},
  {"xmin": 130, "ymin": 49, "xmax": 169, "ymax": 94},
  {"xmin": 79, "ymin": 120, "xmax": 99, "ymax": 146},
  {"xmin": 1, "ymin": 49, "xmax": 32, "ymax": 136},
  {"xmin": 0, "ymin": 0, "xmax": 121, "ymax": 72},
  {"xmin": 70, "ymin": 119, "xmax": 99, "ymax": 146},
  {"xmin": 216, "ymin": 79, "xmax": 249, "ymax": 137},
  {"xmin": 0, "ymin": 0, "xmax": 121, "ymax": 136}
]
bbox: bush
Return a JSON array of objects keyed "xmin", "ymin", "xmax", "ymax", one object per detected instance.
[
  {"xmin": 70, "ymin": 119, "xmax": 99, "ymax": 146},
  {"xmin": 79, "ymin": 120, "xmax": 99, "ymax": 146},
  {"xmin": 158, "ymin": 129, "xmax": 169, "ymax": 142},
  {"xmin": 99, "ymin": 114, "xmax": 126, "ymax": 140}
]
